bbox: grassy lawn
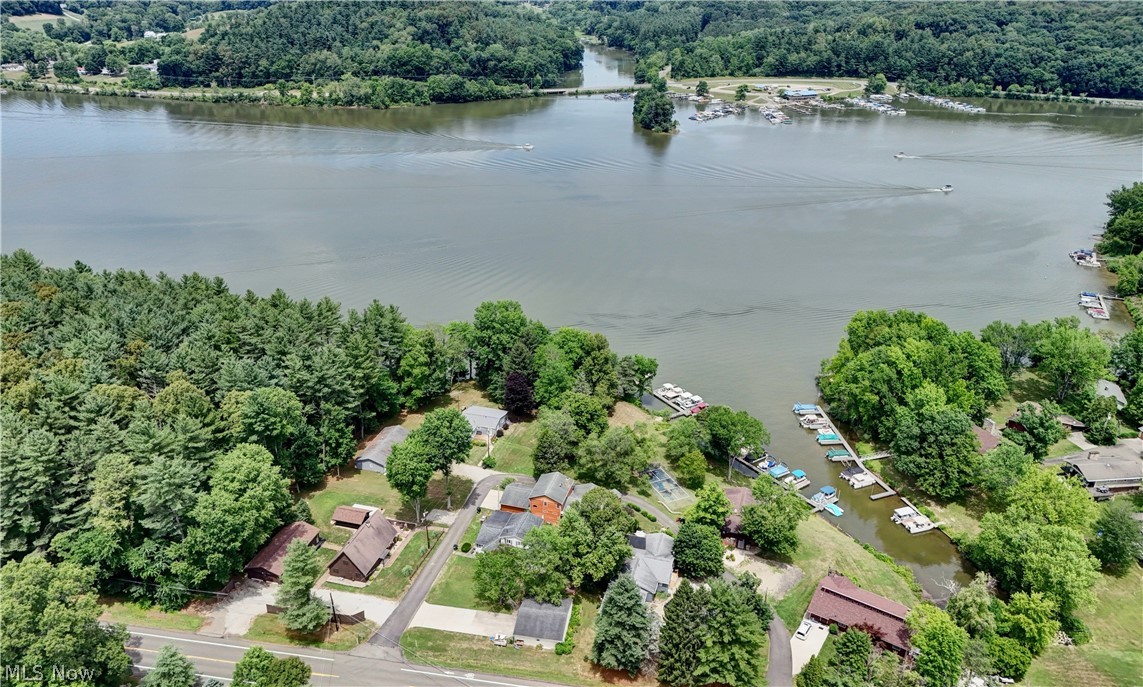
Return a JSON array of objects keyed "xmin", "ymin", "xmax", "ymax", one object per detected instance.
[
  {"xmin": 1026, "ymin": 565, "xmax": 1143, "ymax": 687},
  {"xmin": 460, "ymin": 516, "xmax": 483, "ymax": 549},
  {"xmin": 775, "ymin": 517, "xmax": 920, "ymax": 630},
  {"xmin": 99, "ymin": 598, "xmax": 204, "ymax": 633},
  {"xmin": 425, "ymin": 555, "xmax": 501, "ymax": 612},
  {"xmin": 632, "ymin": 510, "xmax": 663, "ymax": 534},
  {"xmin": 609, "ymin": 401, "xmax": 655, "ymax": 428},
  {"xmin": 305, "ymin": 470, "xmax": 472, "ymax": 545},
  {"xmin": 397, "ymin": 381, "xmax": 494, "ymax": 431},
  {"xmin": 325, "ymin": 529, "xmax": 442, "ymax": 599},
  {"xmin": 485, "ymin": 420, "xmax": 540, "ymax": 475},
  {"xmin": 986, "ymin": 371, "xmax": 1055, "ymax": 426},
  {"xmin": 8, "ymin": 13, "xmax": 77, "ymax": 31},
  {"xmin": 314, "ymin": 546, "xmax": 338, "ymax": 568},
  {"xmin": 245, "ymin": 614, "xmax": 375, "ymax": 652}
]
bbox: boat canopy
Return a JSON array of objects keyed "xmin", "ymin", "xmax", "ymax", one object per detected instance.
[
  {"xmin": 793, "ymin": 403, "xmax": 820, "ymax": 412},
  {"xmin": 768, "ymin": 465, "xmax": 790, "ymax": 478},
  {"xmin": 791, "ymin": 470, "xmax": 807, "ymax": 479},
  {"xmin": 820, "ymin": 485, "xmax": 837, "ymax": 495},
  {"xmin": 817, "ymin": 434, "xmax": 840, "ymax": 441},
  {"xmin": 691, "ymin": 396, "xmax": 703, "ymax": 403},
  {"xmin": 1080, "ymin": 291, "xmax": 1098, "ymax": 298},
  {"xmin": 893, "ymin": 506, "xmax": 917, "ymax": 517},
  {"xmin": 826, "ymin": 449, "xmax": 851, "ymax": 458}
]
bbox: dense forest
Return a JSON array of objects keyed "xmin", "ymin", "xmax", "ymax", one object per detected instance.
[
  {"xmin": 550, "ymin": 1, "xmax": 1143, "ymax": 99},
  {"xmin": 2, "ymin": 1, "xmax": 582, "ymax": 105},
  {"xmin": 0, "ymin": 250, "xmax": 654, "ymax": 608}
]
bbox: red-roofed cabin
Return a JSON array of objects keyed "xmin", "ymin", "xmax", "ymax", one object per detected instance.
[
  {"xmin": 806, "ymin": 573, "xmax": 912, "ymax": 656},
  {"xmin": 244, "ymin": 522, "xmax": 322, "ymax": 583}
]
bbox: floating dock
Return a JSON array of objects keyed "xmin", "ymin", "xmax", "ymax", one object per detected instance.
[
  {"xmin": 652, "ymin": 383, "xmax": 708, "ymax": 420},
  {"xmin": 793, "ymin": 404, "xmax": 897, "ymax": 500}
]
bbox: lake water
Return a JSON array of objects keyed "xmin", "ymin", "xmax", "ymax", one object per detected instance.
[{"xmin": 4, "ymin": 45, "xmax": 1141, "ymax": 597}]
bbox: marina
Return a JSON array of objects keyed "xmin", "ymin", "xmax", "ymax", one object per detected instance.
[
  {"xmin": 792, "ymin": 403, "xmax": 900, "ymax": 502},
  {"xmin": 652, "ymin": 383, "xmax": 709, "ymax": 419},
  {"xmin": 845, "ymin": 96, "xmax": 906, "ymax": 116},
  {"xmin": 891, "ymin": 501, "xmax": 940, "ymax": 534},
  {"xmin": 903, "ymin": 93, "xmax": 987, "ymax": 114},
  {"xmin": 1078, "ymin": 291, "xmax": 1112, "ymax": 320}
]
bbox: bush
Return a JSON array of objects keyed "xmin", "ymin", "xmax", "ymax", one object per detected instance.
[
  {"xmin": 460, "ymin": 542, "xmax": 472, "ymax": 553},
  {"xmin": 861, "ymin": 543, "xmax": 923, "ymax": 597},
  {"xmin": 1060, "ymin": 615, "xmax": 1092, "ymax": 645},
  {"xmin": 400, "ymin": 565, "xmax": 414, "ymax": 578},
  {"xmin": 988, "ymin": 636, "xmax": 1032, "ymax": 682},
  {"xmin": 482, "ymin": 455, "xmax": 497, "ymax": 469},
  {"xmin": 554, "ymin": 604, "xmax": 582, "ymax": 655}
]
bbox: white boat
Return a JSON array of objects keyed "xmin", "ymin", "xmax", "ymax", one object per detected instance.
[
  {"xmin": 893, "ymin": 151, "xmax": 906, "ymax": 159},
  {"xmin": 1088, "ymin": 308, "xmax": 1111, "ymax": 320},
  {"xmin": 521, "ymin": 143, "xmax": 533, "ymax": 151},
  {"xmin": 939, "ymin": 184, "xmax": 953, "ymax": 193}
]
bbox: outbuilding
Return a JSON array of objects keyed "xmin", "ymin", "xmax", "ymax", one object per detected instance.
[
  {"xmin": 331, "ymin": 505, "xmax": 372, "ymax": 529},
  {"xmin": 355, "ymin": 425, "xmax": 408, "ymax": 473},
  {"xmin": 513, "ymin": 598, "xmax": 573, "ymax": 650},
  {"xmin": 244, "ymin": 521, "xmax": 321, "ymax": 583},
  {"xmin": 462, "ymin": 405, "xmax": 510, "ymax": 438},
  {"xmin": 327, "ymin": 515, "xmax": 399, "ymax": 582}
]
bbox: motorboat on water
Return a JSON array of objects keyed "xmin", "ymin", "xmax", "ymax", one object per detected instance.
[
  {"xmin": 823, "ymin": 503, "xmax": 844, "ymax": 517},
  {"xmin": 1088, "ymin": 308, "xmax": 1111, "ymax": 320},
  {"xmin": 939, "ymin": 184, "xmax": 953, "ymax": 193},
  {"xmin": 810, "ymin": 485, "xmax": 839, "ymax": 504},
  {"xmin": 894, "ymin": 151, "xmax": 906, "ymax": 159},
  {"xmin": 521, "ymin": 143, "xmax": 534, "ymax": 151},
  {"xmin": 792, "ymin": 403, "xmax": 822, "ymax": 415}
]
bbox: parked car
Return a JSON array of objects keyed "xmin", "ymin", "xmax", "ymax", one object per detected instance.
[{"xmin": 795, "ymin": 620, "xmax": 813, "ymax": 640}]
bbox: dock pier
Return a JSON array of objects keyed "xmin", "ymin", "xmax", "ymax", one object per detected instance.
[{"xmin": 809, "ymin": 408, "xmax": 897, "ymax": 500}]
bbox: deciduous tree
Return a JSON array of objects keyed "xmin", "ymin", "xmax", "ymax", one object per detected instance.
[
  {"xmin": 740, "ymin": 476, "xmax": 809, "ymax": 556},
  {"xmin": 386, "ymin": 437, "xmax": 435, "ymax": 522},
  {"xmin": 698, "ymin": 405, "xmax": 769, "ymax": 480},
  {"xmin": 687, "ymin": 483, "xmax": 731, "ymax": 529},
  {"xmin": 906, "ymin": 604, "xmax": 968, "ymax": 687},
  {"xmin": 673, "ymin": 522, "xmax": 724, "ymax": 579},
  {"xmin": 1089, "ymin": 500, "xmax": 1143, "ymax": 575},
  {"xmin": 415, "ymin": 407, "xmax": 472, "ymax": 509}
]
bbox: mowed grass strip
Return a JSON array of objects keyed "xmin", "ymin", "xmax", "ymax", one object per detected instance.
[
  {"xmin": 245, "ymin": 614, "xmax": 375, "ymax": 652},
  {"xmin": 486, "ymin": 421, "xmax": 540, "ymax": 475},
  {"xmin": 425, "ymin": 555, "xmax": 501, "ymax": 612},
  {"xmin": 99, "ymin": 598, "xmax": 204, "ymax": 633},
  {"xmin": 774, "ymin": 516, "xmax": 919, "ymax": 629},
  {"xmin": 325, "ymin": 529, "xmax": 442, "ymax": 599},
  {"xmin": 1025, "ymin": 565, "xmax": 1143, "ymax": 687}
]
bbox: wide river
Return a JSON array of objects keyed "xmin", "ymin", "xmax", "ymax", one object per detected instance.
[{"xmin": 4, "ymin": 46, "xmax": 1141, "ymax": 597}]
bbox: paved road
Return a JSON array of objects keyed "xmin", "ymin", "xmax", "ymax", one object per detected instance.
[
  {"xmin": 767, "ymin": 617, "xmax": 793, "ymax": 687},
  {"xmin": 125, "ymin": 625, "xmax": 556, "ymax": 687},
  {"xmin": 365, "ymin": 474, "xmax": 529, "ymax": 656},
  {"xmin": 620, "ymin": 494, "xmax": 680, "ymax": 533}
]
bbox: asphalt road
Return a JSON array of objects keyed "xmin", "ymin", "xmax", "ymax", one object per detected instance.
[
  {"xmin": 125, "ymin": 626, "xmax": 556, "ymax": 687},
  {"xmin": 766, "ymin": 616, "xmax": 794, "ymax": 687}
]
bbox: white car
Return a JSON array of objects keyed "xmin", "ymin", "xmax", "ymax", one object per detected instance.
[{"xmin": 795, "ymin": 620, "xmax": 813, "ymax": 640}]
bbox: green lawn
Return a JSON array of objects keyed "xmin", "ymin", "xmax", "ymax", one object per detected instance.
[
  {"xmin": 459, "ymin": 516, "xmax": 483, "ymax": 549},
  {"xmin": 325, "ymin": 529, "xmax": 442, "ymax": 599},
  {"xmin": 245, "ymin": 614, "xmax": 375, "ymax": 652},
  {"xmin": 425, "ymin": 555, "xmax": 502, "ymax": 612},
  {"xmin": 8, "ymin": 12, "xmax": 77, "ymax": 31},
  {"xmin": 987, "ymin": 371, "xmax": 1055, "ymax": 426},
  {"xmin": 1026, "ymin": 565, "xmax": 1143, "ymax": 687},
  {"xmin": 486, "ymin": 421, "xmax": 541, "ymax": 475},
  {"xmin": 305, "ymin": 470, "xmax": 473, "ymax": 545},
  {"xmin": 99, "ymin": 598, "xmax": 204, "ymax": 633},
  {"xmin": 775, "ymin": 517, "xmax": 920, "ymax": 630}
]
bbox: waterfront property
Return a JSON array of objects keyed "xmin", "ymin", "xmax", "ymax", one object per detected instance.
[
  {"xmin": 474, "ymin": 510, "xmax": 543, "ymax": 553},
  {"xmin": 327, "ymin": 514, "xmax": 400, "ymax": 582},
  {"xmin": 354, "ymin": 425, "xmax": 408, "ymax": 473},
  {"xmin": 805, "ymin": 572, "xmax": 911, "ymax": 656},
  {"xmin": 463, "ymin": 405, "xmax": 510, "ymax": 438},
  {"xmin": 1061, "ymin": 447, "xmax": 1143, "ymax": 499},
  {"xmin": 723, "ymin": 486, "xmax": 758, "ymax": 548},
  {"xmin": 891, "ymin": 504, "xmax": 937, "ymax": 534},
  {"xmin": 626, "ymin": 531, "xmax": 676, "ymax": 601},
  {"xmin": 1096, "ymin": 380, "xmax": 1128, "ymax": 409},
  {"xmin": 783, "ymin": 89, "xmax": 819, "ymax": 101},
  {"xmin": 513, "ymin": 598, "xmax": 574, "ymax": 650},
  {"xmin": 244, "ymin": 521, "xmax": 322, "ymax": 583}
]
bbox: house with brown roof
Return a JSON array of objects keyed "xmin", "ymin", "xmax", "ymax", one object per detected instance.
[
  {"xmin": 722, "ymin": 486, "xmax": 757, "ymax": 547},
  {"xmin": 244, "ymin": 521, "xmax": 321, "ymax": 583},
  {"xmin": 327, "ymin": 515, "xmax": 399, "ymax": 582},
  {"xmin": 806, "ymin": 573, "xmax": 911, "ymax": 655},
  {"xmin": 972, "ymin": 425, "xmax": 1001, "ymax": 455},
  {"xmin": 331, "ymin": 505, "xmax": 372, "ymax": 529}
]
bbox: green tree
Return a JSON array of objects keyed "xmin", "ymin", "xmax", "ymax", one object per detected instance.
[
  {"xmin": 633, "ymin": 87, "xmax": 676, "ymax": 133},
  {"xmin": 981, "ymin": 320, "xmax": 1050, "ymax": 379},
  {"xmin": 0, "ymin": 556, "xmax": 131, "ymax": 687},
  {"xmin": 576, "ymin": 425, "xmax": 650, "ymax": 488},
  {"xmin": 615, "ymin": 354, "xmax": 658, "ymax": 402},
  {"xmin": 673, "ymin": 521, "xmax": 724, "ymax": 579},
  {"xmin": 890, "ymin": 386, "xmax": 980, "ymax": 500},
  {"xmin": 532, "ymin": 408, "xmax": 583, "ymax": 476},
  {"xmin": 1004, "ymin": 592, "xmax": 1059, "ymax": 655},
  {"xmin": 232, "ymin": 647, "xmax": 310, "ymax": 687},
  {"xmin": 945, "ymin": 573, "xmax": 998, "ymax": 638},
  {"xmin": 415, "ymin": 407, "xmax": 472, "ymax": 509},
  {"xmin": 906, "ymin": 604, "xmax": 968, "ymax": 687},
  {"xmin": 697, "ymin": 405, "xmax": 769, "ymax": 480},
  {"xmin": 734, "ymin": 84, "xmax": 749, "ymax": 102},
  {"xmin": 695, "ymin": 80, "xmax": 710, "ymax": 96},
  {"xmin": 796, "ymin": 654, "xmax": 826, "ymax": 687},
  {"xmin": 575, "ymin": 487, "xmax": 637, "ymax": 537},
  {"xmin": 386, "ymin": 437, "xmax": 435, "ymax": 522},
  {"xmin": 1089, "ymin": 500, "xmax": 1143, "ymax": 575},
  {"xmin": 471, "ymin": 300, "xmax": 530, "ymax": 388},
  {"xmin": 676, "ymin": 449, "xmax": 707, "ymax": 489},
  {"xmin": 665, "ymin": 416, "xmax": 708, "ymax": 464},
  {"xmin": 1037, "ymin": 325, "xmax": 1110, "ymax": 402},
  {"xmin": 977, "ymin": 443, "xmax": 1034, "ymax": 502},
  {"xmin": 740, "ymin": 476, "xmax": 810, "ymax": 556},
  {"xmin": 693, "ymin": 579, "xmax": 765, "ymax": 687},
  {"xmin": 557, "ymin": 508, "xmax": 632, "ymax": 587},
  {"xmin": 473, "ymin": 547, "xmax": 526, "ymax": 609},
  {"xmin": 986, "ymin": 635, "xmax": 1032, "ymax": 681},
  {"xmin": 1005, "ymin": 469, "xmax": 1097, "ymax": 530},
  {"xmin": 687, "ymin": 482, "xmax": 731, "ymax": 529},
  {"xmin": 658, "ymin": 581, "xmax": 705, "ymax": 686},
  {"xmin": 142, "ymin": 644, "xmax": 196, "ymax": 687},
  {"xmin": 834, "ymin": 629, "xmax": 873, "ymax": 681},
  {"xmin": 519, "ymin": 526, "xmax": 570, "ymax": 604},
  {"xmin": 276, "ymin": 539, "xmax": 330, "ymax": 633},
  {"xmin": 865, "ymin": 72, "xmax": 889, "ymax": 94},
  {"xmin": 560, "ymin": 391, "xmax": 608, "ymax": 436},
  {"xmin": 1096, "ymin": 182, "xmax": 1143, "ymax": 256},
  {"xmin": 1002, "ymin": 402, "xmax": 1067, "ymax": 460},
  {"xmin": 590, "ymin": 574, "xmax": 652, "ymax": 676}
]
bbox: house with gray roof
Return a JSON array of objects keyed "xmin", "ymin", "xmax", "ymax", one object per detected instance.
[
  {"xmin": 498, "ymin": 472, "xmax": 577, "ymax": 524},
  {"xmin": 566, "ymin": 482, "xmax": 601, "ymax": 506},
  {"xmin": 1096, "ymin": 380, "xmax": 1128, "ymax": 409},
  {"xmin": 1062, "ymin": 447, "xmax": 1143, "ymax": 499},
  {"xmin": 354, "ymin": 425, "xmax": 408, "ymax": 473},
  {"xmin": 462, "ymin": 405, "xmax": 510, "ymax": 438},
  {"xmin": 513, "ymin": 598, "xmax": 574, "ymax": 650},
  {"xmin": 474, "ymin": 511, "xmax": 543, "ymax": 553},
  {"xmin": 499, "ymin": 483, "xmax": 533, "ymax": 512},
  {"xmin": 626, "ymin": 531, "xmax": 675, "ymax": 601}
]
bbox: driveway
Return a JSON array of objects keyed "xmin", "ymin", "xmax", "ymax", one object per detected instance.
[
  {"xmin": 767, "ymin": 617, "xmax": 793, "ymax": 687},
  {"xmin": 409, "ymin": 603, "xmax": 516, "ymax": 637},
  {"xmin": 198, "ymin": 579, "xmax": 277, "ymax": 637},
  {"xmin": 324, "ymin": 588, "xmax": 398, "ymax": 627},
  {"xmin": 790, "ymin": 620, "xmax": 830, "ymax": 675}
]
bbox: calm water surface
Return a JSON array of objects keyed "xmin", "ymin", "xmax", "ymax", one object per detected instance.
[{"xmin": 5, "ymin": 46, "xmax": 1142, "ymax": 596}]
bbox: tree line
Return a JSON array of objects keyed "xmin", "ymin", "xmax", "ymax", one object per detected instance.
[
  {"xmin": 0, "ymin": 250, "xmax": 655, "ymax": 613},
  {"xmin": 550, "ymin": 1, "xmax": 1143, "ymax": 100}
]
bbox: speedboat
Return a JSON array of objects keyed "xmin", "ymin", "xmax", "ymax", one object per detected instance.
[
  {"xmin": 940, "ymin": 184, "xmax": 953, "ymax": 193},
  {"xmin": 521, "ymin": 143, "xmax": 533, "ymax": 151},
  {"xmin": 893, "ymin": 151, "xmax": 906, "ymax": 159},
  {"xmin": 823, "ymin": 503, "xmax": 844, "ymax": 517}
]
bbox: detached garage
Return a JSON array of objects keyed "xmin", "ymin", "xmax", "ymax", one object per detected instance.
[{"xmin": 244, "ymin": 521, "xmax": 322, "ymax": 583}]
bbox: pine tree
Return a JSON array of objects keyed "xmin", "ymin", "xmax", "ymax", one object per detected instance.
[
  {"xmin": 590, "ymin": 574, "xmax": 652, "ymax": 676},
  {"xmin": 142, "ymin": 644, "xmax": 196, "ymax": 687},
  {"xmin": 276, "ymin": 539, "xmax": 330, "ymax": 633},
  {"xmin": 658, "ymin": 581, "xmax": 707, "ymax": 686}
]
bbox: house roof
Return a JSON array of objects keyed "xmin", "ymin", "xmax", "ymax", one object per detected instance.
[
  {"xmin": 1056, "ymin": 414, "xmax": 1086, "ymax": 429},
  {"xmin": 1063, "ymin": 449, "xmax": 1143, "ymax": 483},
  {"xmin": 627, "ymin": 532, "xmax": 675, "ymax": 597},
  {"xmin": 806, "ymin": 573, "xmax": 911, "ymax": 652},
  {"xmin": 332, "ymin": 505, "xmax": 371, "ymax": 526},
  {"xmin": 356, "ymin": 425, "xmax": 408, "ymax": 468},
  {"xmin": 972, "ymin": 425, "xmax": 1001, "ymax": 454},
  {"xmin": 1097, "ymin": 380, "xmax": 1127, "ymax": 407},
  {"xmin": 500, "ymin": 483, "xmax": 533, "ymax": 510},
  {"xmin": 531, "ymin": 472, "xmax": 575, "ymax": 506},
  {"xmin": 723, "ymin": 487, "xmax": 757, "ymax": 533},
  {"xmin": 333, "ymin": 514, "xmax": 398, "ymax": 576},
  {"xmin": 513, "ymin": 597, "xmax": 573, "ymax": 642},
  {"xmin": 475, "ymin": 511, "xmax": 544, "ymax": 551},
  {"xmin": 629, "ymin": 531, "xmax": 675, "ymax": 558},
  {"xmin": 462, "ymin": 405, "xmax": 508, "ymax": 430},
  {"xmin": 566, "ymin": 482, "xmax": 599, "ymax": 505},
  {"xmin": 244, "ymin": 521, "xmax": 319, "ymax": 578}
]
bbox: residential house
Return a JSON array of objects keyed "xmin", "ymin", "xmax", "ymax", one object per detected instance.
[
  {"xmin": 513, "ymin": 598, "xmax": 574, "ymax": 650},
  {"xmin": 806, "ymin": 573, "xmax": 911, "ymax": 656},
  {"xmin": 498, "ymin": 472, "xmax": 577, "ymax": 525},
  {"xmin": 331, "ymin": 505, "xmax": 372, "ymax": 529},
  {"xmin": 354, "ymin": 425, "xmax": 408, "ymax": 473},
  {"xmin": 972, "ymin": 424, "xmax": 1001, "ymax": 454},
  {"xmin": 626, "ymin": 531, "xmax": 675, "ymax": 601},
  {"xmin": 244, "ymin": 521, "xmax": 321, "ymax": 583},
  {"xmin": 723, "ymin": 486, "xmax": 758, "ymax": 548},
  {"xmin": 327, "ymin": 515, "xmax": 399, "ymax": 582},
  {"xmin": 1061, "ymin": 447, "xmax": 1143, "ymax": 499},
  {"xmin": 462, "ymin": 405, "xmax": 510, "ymax": 438},
  {"xmin": 1096, "ymin": 380, "xmax": 1128, "ymax": 409},
  {"xmin": 1006, "ymin": 401, "xmax": 1087, "ymax": 432},
  {"xmin": 474, "ymin": 511, "xmax": 544, "ymax": 553}
]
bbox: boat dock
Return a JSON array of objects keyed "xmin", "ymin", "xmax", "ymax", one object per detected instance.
[
  {"xmin": 652, "ymin": 383, "xmax": 709, "ymax": 420},
  {"xmin": 793, "ymin": 404, "xmax": 897, "ymax": 500}
]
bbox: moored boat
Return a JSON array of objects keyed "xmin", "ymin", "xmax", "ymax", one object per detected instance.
[
  {"xmin": 823, "ymin": 503, "xmax": 844, "ymax": 517},
  {"xmin": 793, "ymin": 403, "xmax": 821, "ymax": 415},
  {"xmin": 826, "ymin": 448, "xmax": 852, "ymax": 462},
  {"xmin": 790, "ymin": 469, "xmax": 811, "ymax": 489}
]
